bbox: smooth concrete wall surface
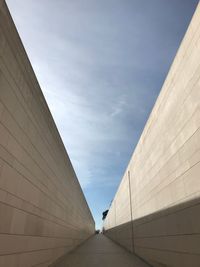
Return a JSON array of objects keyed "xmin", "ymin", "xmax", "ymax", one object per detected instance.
[
  {"xmin": 0, "ymin": 1, "xmax": 95, "ymax": 266},
  {"xmin": 104, "ymin": 3, "xmax": 200, "ymax": 267}
]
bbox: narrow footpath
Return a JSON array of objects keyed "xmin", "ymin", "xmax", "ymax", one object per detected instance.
[{"xmin": 52, "ymin": 234, "xmax": 150, "ymax": 267}]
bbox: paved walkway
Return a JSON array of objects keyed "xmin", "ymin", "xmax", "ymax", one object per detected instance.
[{"xmin": 53, "ymin": 234, "xmax": 150, "ymax": 267}]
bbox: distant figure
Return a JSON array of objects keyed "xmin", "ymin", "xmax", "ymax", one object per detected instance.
[{"xmin": 102, "ymin": 209, "xmax": 109, "ymax": 220}]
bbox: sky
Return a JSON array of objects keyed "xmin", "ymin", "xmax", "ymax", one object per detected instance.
[{"xmin": 6, "ymin": 0, "xmax": 199, "ymax": 229}]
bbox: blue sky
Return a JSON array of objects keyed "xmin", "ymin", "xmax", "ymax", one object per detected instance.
[{"xmin": 7, "ymin": 0, "xmax": 198, "ymax": 229}]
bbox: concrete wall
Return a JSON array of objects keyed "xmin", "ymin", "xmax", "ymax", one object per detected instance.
[
  {"xmin": 0, "ymin": 1, "xmax": 95, "ymax": 266},
  {"xmin": 104, "ymin": 3, "xmax": 200, "ymax": 267}
]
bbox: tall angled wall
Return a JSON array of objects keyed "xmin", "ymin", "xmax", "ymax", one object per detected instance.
[
  {"xmin": 104, "ymin": 3, "xmax": 200, "ymax": 267},
  {"xmin": 0, "ymin": 1, "xmax": 95, "ymax": 266}
]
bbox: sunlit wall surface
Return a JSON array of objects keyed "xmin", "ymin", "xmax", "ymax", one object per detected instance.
[
  {"xmin": 0, "ymin": 1, "xmax": 95, "ymax": 266},
  {"xmin": 104, "ymin": 3, "xmax": 200, "ymax": 267}
]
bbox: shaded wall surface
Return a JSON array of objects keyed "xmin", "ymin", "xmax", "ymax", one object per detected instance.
[
  {"xmin": 104, "ymin": 3, "xmax": 200, "ymax": 267},
  {"xmin": 0, "ymin": 1, "xmax": 95, "ymax": 266}
]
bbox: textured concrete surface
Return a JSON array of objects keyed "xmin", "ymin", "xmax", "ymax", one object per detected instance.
[
  {"xmin": 52, "ymin": 234, "xmax": 150, "ymax": 267},
  {"xmin": 104, "ymin": 2, "xmax": 200, "ymax": 267},
  {"xmin": 0, "ymin": 1, "xmax": 95, "ymax": 266}
]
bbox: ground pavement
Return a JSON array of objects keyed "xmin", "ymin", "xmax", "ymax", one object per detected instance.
[{"xmin": 52, "ymin": 234, "xmax": 150, "ymax": 267}]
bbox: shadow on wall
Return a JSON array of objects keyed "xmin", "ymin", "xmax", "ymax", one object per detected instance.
[{"xmin": 104, "ymin": 196, "xmax": 200, "ymax": 267}]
